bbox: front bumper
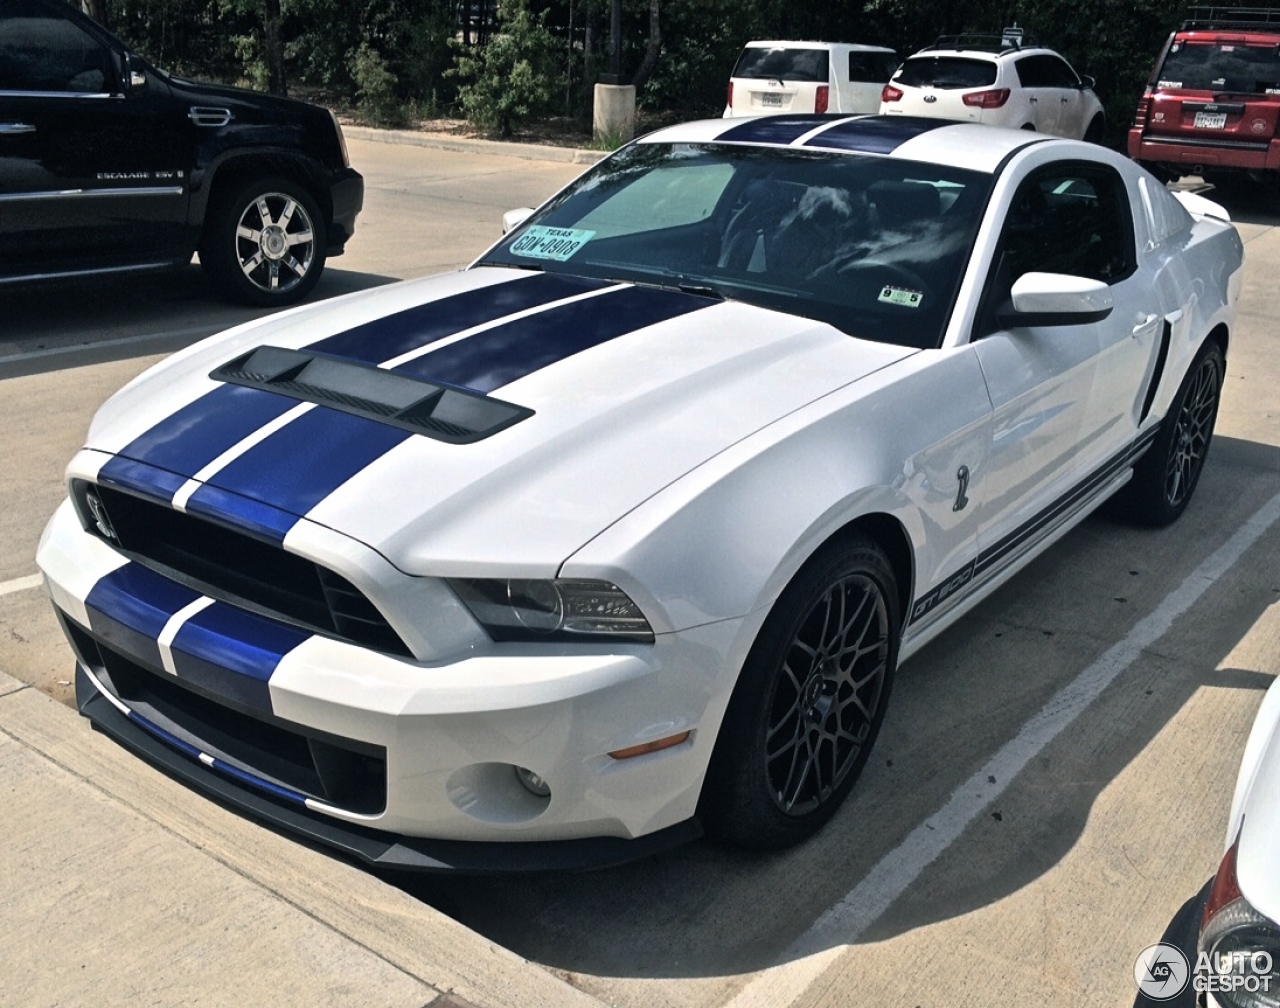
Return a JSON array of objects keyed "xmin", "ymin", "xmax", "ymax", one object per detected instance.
[
  {"xmin": 39, "ymin": 497, "xmax": 736, "ymax": 868},
  {"xmin": 326, "ymin": 168, "xmax": 363, "ymax": 255}
]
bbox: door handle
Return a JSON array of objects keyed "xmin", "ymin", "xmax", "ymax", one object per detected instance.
[
  {"xmin": 1131, "ymin": 312, "xmax": 1159, "ymax": 338},
  {"xmin": 0, "ymin": 122, "xmax": 36, "ymax": 135},
  {"xmin": 1029, "ymin": 96, "xmax": 1038, "ymax": 103}
]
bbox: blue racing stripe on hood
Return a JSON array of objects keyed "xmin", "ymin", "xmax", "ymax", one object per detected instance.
[
  {"xmin": 716, "ymin": 115, "xmax": 847, "ymax": 145},
  {"xmin": 103, "ymin": 384, "xmax": 295, "ymax": 486},
  {"xmin": 101, "ymin": 273, "xmax": 599, "ymax": 495},
  {"xmin": 802, "ymin": 116, "xmax": 954, "ymax": 154},
  {"xmin": 309, "ymin": 271, "xmax": 608, "ymax": 363},
  {"xmin": 97, "ymin": 457, "xmax": 190, "ymax": 503},
  {"xmin": 148, "ymin": 283, "xmax": 711, "ymax": 539},
  {"xmin": 188, "ymin": 409, "xmax": 410, "ymax": 534},
  {"xmin": 395, "ymin": 284, "xmax": 712, "ymax": 392}
]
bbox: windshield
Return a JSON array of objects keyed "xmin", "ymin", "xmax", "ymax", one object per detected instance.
[
  {"xmin": 479, "ymin": 143, "xmax": 993, "ymax": 350},
  {"xmin": 1158, "ymin": 40, "xmax": 1280, "ymax": 93}
]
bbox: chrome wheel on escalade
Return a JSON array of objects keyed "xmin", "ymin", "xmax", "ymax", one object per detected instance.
[{"xmin": 200, "ymin": 177, "xmax": 326, "ymax": 306}]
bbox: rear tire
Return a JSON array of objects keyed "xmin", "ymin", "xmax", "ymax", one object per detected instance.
[
  {"xmin": 1112, "ymin": 341, "xmax": 1224, "ymax": 527},
  {"xmin": 1083, "ymin": 115, "xmax": 1106, "ymax": 145},
  {"xmin": 699, "ymin": 534, "xmax": 900, "ymax": 850}
]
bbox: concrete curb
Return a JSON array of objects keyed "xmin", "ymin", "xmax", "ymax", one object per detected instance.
[
  {"xmin": 0, "ymin": 668, "xmax": 607, "ymax": 1008},
  {"xmin": 344, "ymin": 125, "xmax": 609, "ymax": 165}
]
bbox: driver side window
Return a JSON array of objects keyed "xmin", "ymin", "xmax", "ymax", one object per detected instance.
[
  {"xmin": 0, "ymin": 0, "xmax": 113, "ymax": 93},
  {"xmin": 1000, "ymin": 163, "xmax": 1135, "ymax": 284},
  {"xmin": 979, "ymin": 161, "xmax": 1136, "ymax": 334}
]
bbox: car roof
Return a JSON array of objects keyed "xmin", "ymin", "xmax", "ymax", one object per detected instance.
[
  {"xmin": 638, "ymin": 115, "xmax": 1055, "ymax": 174},
  {"xmin": 904, "ymin": 44, "xmax": 1063, "ymax": 62},
  {"xmin": 741, "ymin": 40, "xmax": 897, "ymax": 53}
]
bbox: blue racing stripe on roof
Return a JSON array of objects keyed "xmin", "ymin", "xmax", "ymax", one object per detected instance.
[
  {"xmin": 169, "ymin": 602, "xmax": 309, "ymax": 714},
  {"xmin": 191, "ymin": 409, "xmax": 410, "ymax": 532},
  {"xmin": 802, "ymin": 116, "xmax": 955, "ymax": 154},
  {"xmin": 716, "ymin": 115, "xmax": 848, "ymax": 145},
  {"xmin": 396, "ymin": 284, "xmax": 712, "ymax": 393},
  {"xmin": 109, "ymin": 384, "xmax": 297, "ymax": 486},
  {"xmin": 308, "ymin": 271, "xmax": 609, "ymax": 363}
]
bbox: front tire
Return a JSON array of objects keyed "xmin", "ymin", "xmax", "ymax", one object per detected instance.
[
  {"xmin": 700, "ymin": 535, "xmax": 900, "ymax": 850},
  {"xmin": 200, "ymin": 176, "xmax": 326, "ymax": 307},
  {"xmin": 1115, "ymin": 341, "xmax": 1224, "ymax": 526},
  {"xmin": 1083, "ymin": 114, "xmax": 1106, "ymax": 145}
]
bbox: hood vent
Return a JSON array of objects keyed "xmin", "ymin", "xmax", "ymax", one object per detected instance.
[{"xmin": 213, "ymin": 345, "xmax": 534, "ymax": 444}]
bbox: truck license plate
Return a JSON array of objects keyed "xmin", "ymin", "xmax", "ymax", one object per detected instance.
[{"xmin": 1194, "ymin": 111, "xmax": 1227, "ymax": 129}]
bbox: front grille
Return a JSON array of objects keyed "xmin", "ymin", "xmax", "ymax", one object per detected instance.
[
  {"xmin": 67, "ymin": 619, "xmax": 386, "ymax": 814},
  {"xmin": 75, "ymin": 480, "xmax": 412, "ymax": 658}
]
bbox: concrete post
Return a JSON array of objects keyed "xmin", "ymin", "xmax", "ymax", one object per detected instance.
[{"xmin": 593, "ymin": 83, "xmax": 636, "ymax": 145}]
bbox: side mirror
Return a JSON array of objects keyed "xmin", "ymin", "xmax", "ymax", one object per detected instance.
[
  {"xmin": 502, "ymin": 207, "xmax": 535, "ymax": 234},
  {"xmin": 124, "ymin": 53, "xmax": 148, "ymax": 92},
  {"xmin": 1079, "ymin": 75, "xmax": 1096, "ymax": 90},
  {"xmin": 997, "ymin": 271, "xmax": 1113, "ymax": 328}
]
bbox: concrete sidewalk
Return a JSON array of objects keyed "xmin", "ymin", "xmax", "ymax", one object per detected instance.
[
  {"xmin": 342, "ymin": 125, "xmax": 610, "ymax": 166},
  {"xmin": 0, "ymin": 668, "xmax": 605, "ymax": 1008}
]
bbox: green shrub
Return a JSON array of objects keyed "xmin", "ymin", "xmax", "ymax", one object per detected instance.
[
  {"xmin": 350, "ymin": 43, "xmax": 409, "ymax": 127},
  {"xmin": 450, "ymin": 0, "xmax": 558, "ymax": 137}
]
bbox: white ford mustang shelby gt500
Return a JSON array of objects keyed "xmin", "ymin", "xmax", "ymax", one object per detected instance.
[{"xmin": 39, "ymin": 115, "xmax": 1242, "ymax": 871}]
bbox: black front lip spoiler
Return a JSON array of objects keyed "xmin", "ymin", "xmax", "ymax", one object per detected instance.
[{"xmin": 76, "ymin": 664, "xmax": 702, "ymax": 873}]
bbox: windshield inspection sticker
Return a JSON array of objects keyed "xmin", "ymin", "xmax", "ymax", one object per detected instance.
[
  {"xmin": 878, "ymin": 285, "xmax": 923, "ymax": 308},
  {"xmin": 510, "ymin": 225, "xmax": 596, "ymax": 262}
]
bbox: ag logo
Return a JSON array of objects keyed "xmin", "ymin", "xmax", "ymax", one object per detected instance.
[
  {"xmin": 1133, "ymin": 943, "xmax": 1190, "ymax": 1000},
  {"xmin": 1253, "ymin": 117, "xmax": 1268, "ymax": 133}
]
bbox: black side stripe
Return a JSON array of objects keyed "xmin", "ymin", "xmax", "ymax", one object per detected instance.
[{"xmin": 908, "ymin": 426, "xmax": 1161, "ymax": 625}]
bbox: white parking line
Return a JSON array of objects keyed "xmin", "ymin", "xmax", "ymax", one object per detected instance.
[
  {"xmin": 0, "ymin": 574, "xmax": 43, "ymax": 598},
  {"xmin": 722, "ymin": 487, "xmax": 1280, "ymax": 1008}
]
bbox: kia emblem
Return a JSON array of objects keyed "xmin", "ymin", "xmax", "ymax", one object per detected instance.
[{"xmin": 924, "ymin": 94, "xmax": 937, "ymax": 103}]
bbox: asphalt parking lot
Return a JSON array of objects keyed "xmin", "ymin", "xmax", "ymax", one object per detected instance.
[{"xmin": 3, "ymin": 135, "xmax": 1280, "ymax": 1008}]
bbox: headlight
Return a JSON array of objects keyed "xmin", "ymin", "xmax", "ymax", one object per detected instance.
[
  {"xmin": 447, "ymin": 578, "xmax": 654, "ymax": 643},
  {"xmin": 1199, "ymin": 842, "xmax": 1280, "ymax": 1007}
]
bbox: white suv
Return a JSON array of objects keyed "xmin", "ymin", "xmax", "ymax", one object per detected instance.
[
  {"xmin": 880, "ymin": 32, "xmax": 1105, "ymax": 141},
  {"xmin": 724, "ymin": 40, "xmax": 898, "ymax": 117}
]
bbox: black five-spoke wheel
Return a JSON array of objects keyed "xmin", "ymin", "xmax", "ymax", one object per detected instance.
[
  {"xmin": 1114, "ymin": 340, "xmax": 1224, "ymax": 526},
  {"xmin": 765, "ymin": 571, "xmax": 890, "ymax": 817},
  {"xmin": 701, "ymin": 534, "xmax": 899, "ymax": 849}
]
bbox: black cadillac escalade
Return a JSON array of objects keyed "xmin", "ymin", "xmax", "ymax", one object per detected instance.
[{"xmin": 0, "ymin": 0, "xmax": 363, "ymax": 305}]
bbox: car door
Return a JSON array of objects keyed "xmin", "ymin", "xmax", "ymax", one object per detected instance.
[
  {"xmin": 969, "ymin": 159, "xmax": 1157, "ymax": 569},
  {"xmin": 1041, "ymin": 54, "xmax": 1089, "ymax": 138},
  {"xmin": 1014, "ymin": 54, "xmax": 1064, "ymax": 134},
  {"xmin": 0, "ymin": 0, "xmax": 191, "ymax": 275}
]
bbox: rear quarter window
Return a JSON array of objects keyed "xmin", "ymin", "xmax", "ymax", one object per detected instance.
[
  {"xmin": 894, "ymin": 56, "xmax": 997, "ymax": 89},
  {"xmin": 733, "ymin": 47, "xmax": 830, "ymax": 83},
  {"xmin": 1158, "ymin": 40, "xmax": 1280, "ymax": 93},
  {"xmin": 849, "ymin": 51, "xmax": 897, "ymax": 83}
]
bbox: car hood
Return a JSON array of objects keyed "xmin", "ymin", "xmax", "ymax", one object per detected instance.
[{"xmin": 87, "ymin": 268, "xmax": 915, "ymax": 575}]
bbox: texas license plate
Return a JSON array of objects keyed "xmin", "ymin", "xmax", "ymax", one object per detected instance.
[
  {"xmin": 1194, "ymin": 111, "xmax": 1227, "ymax": 129},
  {"xmin": 760, "ymin": 92, "xmax": 783, "ymax": 108}
]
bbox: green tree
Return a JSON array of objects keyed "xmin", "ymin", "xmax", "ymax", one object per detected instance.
[{"xmin": 451, "ymin": 0, "xmax": 560, "ymax": 136}]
